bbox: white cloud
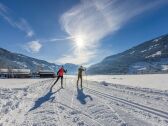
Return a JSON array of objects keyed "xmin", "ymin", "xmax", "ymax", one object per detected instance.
[
  {"xmin": 26, "ymin": 41, "xmax": 42, "ymax": 53},
  {"xmin": 57, "ymin": 0, "xmax": 167, "ymax": 65},
  {"xmin": 15, "ymin": 18, "xmax": 34, "ymax": 37},
  {"xmin": 0, "ymin": 2, "xmax": 34, "ymax": 37},
  {"xmin": 49, "ymin": 36, "xmax": 73, "ymax": 42}
]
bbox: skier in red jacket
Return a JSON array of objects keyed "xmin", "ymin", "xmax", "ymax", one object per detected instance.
[{"xmin": 51, "ymin": 66, "xmax": 67, "ymax": 89}]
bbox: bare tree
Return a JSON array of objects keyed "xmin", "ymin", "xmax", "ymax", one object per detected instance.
[
  {"xmin": 0, "ymin": 60, "xmax": 6, "ymax": 78},
  {"xmin": 37, "ymin": 64, "xmax": 43, "ymax": 72},
  {"xmin": 8, "ymin": 66, "xmax": 13, "ymax": 78}
]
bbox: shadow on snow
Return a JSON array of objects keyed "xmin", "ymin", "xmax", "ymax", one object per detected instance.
[
  {"xmin": 76, "ymin": 87, "xmax": 93, "ymax": 105},
  {"xmin": 29, "ymin": 84, "xmax": 61, "ymax": 112}
]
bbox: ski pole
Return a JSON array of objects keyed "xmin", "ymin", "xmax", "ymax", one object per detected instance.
[
  {"xmin": 86, "ymin": 74, "xmax": 88, "ymax": 87},
  {"xmin": 85, "ymin": 70, "xmax": 88, "ymax": 87},
  {"xmin": 65, "ymin": 75, "xmax": 66, "ymax": 88}
]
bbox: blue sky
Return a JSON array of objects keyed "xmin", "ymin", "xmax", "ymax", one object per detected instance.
[{"xmin": 0, "ymin": 0, "xmax": 168, "ymax": 66}]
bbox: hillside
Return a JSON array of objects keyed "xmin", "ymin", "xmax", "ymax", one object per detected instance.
[
  {"xmin": 0, "ymin": 48, "xmax": 78, "ymax": 74},
  {"xmin": 87, "ymin": 34, "xmax": 168, "ymax": 74}
]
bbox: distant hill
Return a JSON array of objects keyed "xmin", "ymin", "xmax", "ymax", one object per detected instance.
[
  {"xmin": 87, "ymin": 34, "xmax": 168, "ymax": 74},
  {"xmin": 0, "ymin": 48, "xmax": 78, "ymax": 74}
]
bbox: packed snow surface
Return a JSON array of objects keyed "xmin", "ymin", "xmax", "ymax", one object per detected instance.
[{"xmin": 0, "ymin": 75, "xmax": 168, "ymax": 126}]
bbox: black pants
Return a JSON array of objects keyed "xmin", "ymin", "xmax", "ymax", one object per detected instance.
[
  {"xmin": 52, "ymin": 76, "xmax": 63, "ymax": 88},
  {"xmin": 77, "ymin": 75, "xmax": 82, "ymax": 87}
]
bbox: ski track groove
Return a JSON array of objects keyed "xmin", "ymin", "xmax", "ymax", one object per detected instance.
[
  {"xmin": 55, "ymin": 101, "xmax": 103, "ymax": 126},
  {"xmin": 55, "ymin": 87, "xmax": 62, "ymax": 126},
  {"xmin": 84, "ymin": 86, "xmax": 168, "ymax": 120},
  {"xmin": 67, "ymin": 79, "xmax": 104, "ymax": 126},
  {"xmin": 69, "ymin": 79, "xmax": 125, "ymax": 126},
  {"xmin": 97, "ymin": 82, "xmax": 168, "ymax": 112},
  {"xmin": 70, "ymin": 79, "xmax": 75, "ymax": 108}
]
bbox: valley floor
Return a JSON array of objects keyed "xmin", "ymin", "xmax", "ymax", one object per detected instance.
[{"xmin": 0, "ymin": 75, "xmax": 168, "ymax": 126}]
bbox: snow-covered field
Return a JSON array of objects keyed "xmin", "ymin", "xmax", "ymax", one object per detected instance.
[
  {"xmin": 87, "ymin": 74, "xmax": 168, "ymax": 90},
  {"xmin": 0, "ymin": 75, "xmax": 168, "ymax": 126}
]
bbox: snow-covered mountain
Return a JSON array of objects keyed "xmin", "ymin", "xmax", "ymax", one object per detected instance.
[
  {"xmin": 0, "ymin": 48, "xmax": 78, "ymax": 74},
  {"xmin": 87, "ymin": 34, "xmax": 168, "ymax": 74},
  {"xmin": 63, "ymin": 63, "xmax": 79, "ymax": 75}
]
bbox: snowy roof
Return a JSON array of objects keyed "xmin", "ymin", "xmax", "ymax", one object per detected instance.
[{"xmin": 0, "ymin": 69, "xmax": 30, "ymax": 73}]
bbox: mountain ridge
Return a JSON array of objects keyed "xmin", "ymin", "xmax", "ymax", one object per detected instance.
[
  {"xmin": 87, "ymin": 34, "xmax": 168, "ymax": 74},
  {"xmin": 0, "ymin": 48, "xmax": 78, "ymax": 74}
]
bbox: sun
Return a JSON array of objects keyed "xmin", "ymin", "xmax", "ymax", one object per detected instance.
[
  {"xmin": 75, "ymin": 37, "xmax": 84, "ymax": 48},
  {"xmin": 73, "ymin": 35, "xmax": 85, "ymax": 49}
]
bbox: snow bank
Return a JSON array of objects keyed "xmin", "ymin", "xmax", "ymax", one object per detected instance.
[
  {"xmin": 0, "ymin": 79, "xmax": 49, "ymax": 88},
  {"xmin": 87, "ymin": 74, "xmax": 168, "ymax": 90}
]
